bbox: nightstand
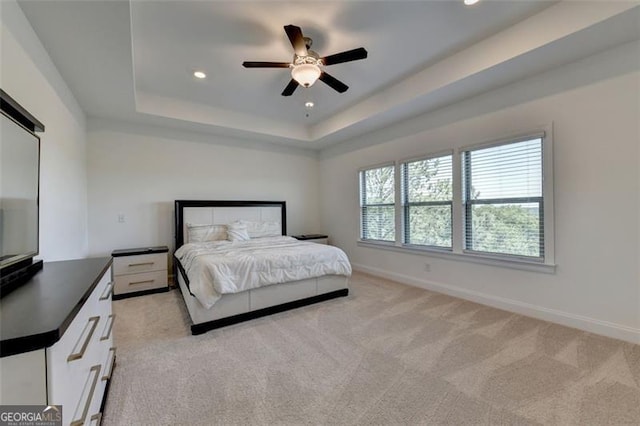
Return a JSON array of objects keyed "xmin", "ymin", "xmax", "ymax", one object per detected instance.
[
  {"xmin": 111, "ymin": 246, "xmax": 169, "ymax": 299},
  {"xmin": 292, "ymin": 234, "xmax": 329, "ymax": 245}
]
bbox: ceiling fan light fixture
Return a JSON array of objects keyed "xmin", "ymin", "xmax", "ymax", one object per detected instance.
[
  {"xmin": 291, "ymin": 63, "xmax": 321, "ymax": 87},
  {"xmin": 243, "ymin": 25, "xmax": 366, "ymax": 96}
]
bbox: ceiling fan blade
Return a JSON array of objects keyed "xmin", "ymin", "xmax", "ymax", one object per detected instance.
[
  {"xmin": 242, "ymin": 61, "xmax": 291, "ymax": 68},
  {"xmin": 284, "ymin": 25, "xmax": 308, "ymax": 57},
  {"xmin": 322, "ymin": 47, "xmax": 368, "ymax": 66},
  {"xmin": 281, "ymin": 79, "xmax": 299, "ymax": 96},
  {"xmin": 319, "ymin": 72, "xmax": 348, "ymax": 93}
]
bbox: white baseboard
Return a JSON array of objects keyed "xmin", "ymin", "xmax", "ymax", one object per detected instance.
[{"xmin": 352, "ymin": 263, "xmax": 640, "ymax": 345}]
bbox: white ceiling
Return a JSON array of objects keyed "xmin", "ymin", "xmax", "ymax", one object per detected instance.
[{"xmin": 17, "ymin": 1, "xmax": 640, "ymax": 150}]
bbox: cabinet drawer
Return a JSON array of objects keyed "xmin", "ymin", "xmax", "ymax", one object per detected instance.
[
  {"xmin": 69, "ymin": 363, "xmax": 102, "ymax": 426},
  {"xmin": 48, "ymin": 270, "xmax": 110, "ymax": 369},
  {"xmin": 98, "ymin": 279, "xmax": 114, "ymax": 304},
  {"xmin": 47, "ymin": 267, "xmax": 111, "ymax": 424},
  {"xmin": 113, "ymin": 253, "xmax": 166, "ymax": 276},
  {"xmin": 114, "ymin": 270, "xmax": 167, "ymax": 295}
]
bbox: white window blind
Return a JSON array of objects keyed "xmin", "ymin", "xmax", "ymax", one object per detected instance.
[
  {"xmin": 463, "ymin": 137, "xmax": 544, "ymax": 259},
  {"xmin": 360, "ymin": 165, "xmax": 395, "ymax": 242},
  {"xmin": 402, "ymin": 154, "xmax": 453, "ymax": 248}
]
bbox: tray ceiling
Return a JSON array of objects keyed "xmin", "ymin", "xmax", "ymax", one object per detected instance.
[{"xmin": 16, "ymin": 1, "xmax": 640, "ymax": 150}]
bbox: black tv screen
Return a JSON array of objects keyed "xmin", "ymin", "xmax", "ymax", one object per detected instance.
[{"xmin": 0, "ymin": 110, "xmax": 40, "ymax": 270}]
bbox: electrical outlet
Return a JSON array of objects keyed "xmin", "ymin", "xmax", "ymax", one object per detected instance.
[
  {"xmin": 117, "ymin": 214, "xmax": 125, "ymax": 223},
  {"xmin": 424, "ymin": 263, "xmax": 431, "ymax": 272}
]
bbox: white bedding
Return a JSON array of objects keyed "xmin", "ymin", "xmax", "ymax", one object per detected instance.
[{"xmin": 175, "ymin": 236, "xmax": 352, "ymax": 309}]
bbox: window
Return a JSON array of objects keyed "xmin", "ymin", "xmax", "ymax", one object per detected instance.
[
  {"xmin": 359, "ymin": 164, "xmax": 395, "ymax": 242},
  {"xmin": 402, "ymin": 154, "xmax": 453, "ymax": 248},
  {"xmin": 462, "ymin": 137, "xmax": 544, "ymax": 260},
  {"xmin": 357, "ymin": 129, "xmax": 554, "ymax": 270}
]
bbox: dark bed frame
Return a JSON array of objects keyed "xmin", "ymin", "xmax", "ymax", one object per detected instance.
[
  {"xmin": 173, "ymin": 200, "xmax": 348, "ymax": 334},
  {"xmin": 174, "ymin": 199, "xmax": 288, "ymax": 250}
]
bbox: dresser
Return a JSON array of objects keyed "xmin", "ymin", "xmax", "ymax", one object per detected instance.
[
  {"xmin": 0, "ymin": 257, "xmax": 114, "ymax": 426},
  {"xmin": 111, "ymin": 246, "xmax": 169, "ymax": 299}
]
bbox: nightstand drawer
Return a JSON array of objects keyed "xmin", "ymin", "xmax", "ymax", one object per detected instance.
[
  {"xmin": 113, "ymin": 253, "xmax": 166, "ymax": 276},
  {"xmin": 114, "ymin": 270, "xmax": 167, "ymax": 294}
]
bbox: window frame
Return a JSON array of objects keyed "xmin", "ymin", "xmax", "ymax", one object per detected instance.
[
  {"xmin": 461, "ymin": 135, "xmax": 545, "ymax": 261},
  {"xmin": 356, "ymin": 126, "xmax": 555, "ymax": 273},
  {"xmin": 359, "ymin": 162, "xmax": 396, "ymax": 243},
  {"xmin": 401, "ymin": 151, "xmax": 454, "ymax": 250}
]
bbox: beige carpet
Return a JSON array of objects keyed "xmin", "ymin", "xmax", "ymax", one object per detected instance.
[{"xmin": 103, "ymin": 272, "xmax": 640, "ymax": 425}]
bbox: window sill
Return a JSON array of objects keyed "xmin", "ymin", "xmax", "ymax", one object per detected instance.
[{"xmin": 357, "ymin": 240, "xmax": 556, "ymax": 274}]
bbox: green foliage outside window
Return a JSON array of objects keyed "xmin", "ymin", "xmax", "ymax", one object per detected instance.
[
  {"xmin": 470, "ymin": 203, "xmax": 541, "ymax": 257},
  {"xmin": 361, "ymin": 137, "xmax": 543, "ymax": 259},
  {"xmin": 361, "ymin": 165, "xmax": 395, "ymax": 241},
  {"xmin": 404, "ymin": 156, "xmax": 452, "ymax": 248}
]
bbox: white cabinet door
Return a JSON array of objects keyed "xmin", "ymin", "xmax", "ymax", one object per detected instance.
[{"xmin": 0, "ymin": 350, "xmax": 46, "ymax": 404}]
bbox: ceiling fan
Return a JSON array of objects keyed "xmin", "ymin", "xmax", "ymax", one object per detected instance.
[{"xmin": 242, "ymin": 25, "xmax": 368, "ymax": 96}]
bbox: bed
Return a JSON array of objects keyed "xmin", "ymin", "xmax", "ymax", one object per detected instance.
[{"xmin": 173, "ymin": 200, "xmax": 351, "ymax": 335}]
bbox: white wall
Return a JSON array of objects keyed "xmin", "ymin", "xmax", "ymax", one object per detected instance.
[
  {"xmin": 320, "ymin": 42, "xmax": 640, "ymax": 343},
  {"xmin": 1, "ymin": 0, "xmax": 88, "ymax": 260},
  {"xmin": 86, "ymin": 121, "xmax": 321, "ymax": 257}
]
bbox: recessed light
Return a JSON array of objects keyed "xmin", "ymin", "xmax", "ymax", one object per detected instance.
[
  {"xmin": 464, "ymin": 0, "xmax": 480, "ymax": 5},
  {"xmin": 305, "ymin": 101, "xmax": 314, "ymax": 108},
  {"xmin": 193, "ymin": 71, "xmax": 206, "ymax": 79}
]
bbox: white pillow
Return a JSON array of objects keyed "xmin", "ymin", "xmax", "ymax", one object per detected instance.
[
  {"xmin": 186, "ymin": 224, "xmax": 227, "ymax": 243},
  {"xmin": 227, "ymin": 222, "xmax": 250, "ymax": 242},
  {"xmin": 237, "ymin": 220, "xmax": 281, "ymax": 238}
]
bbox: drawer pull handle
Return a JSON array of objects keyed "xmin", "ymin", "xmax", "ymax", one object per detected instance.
[
  {"xmin": 100, "ymin": 314, "xmax": 116, "ymax": 341},
  {"xmin": 70, "ymin": 364, "xmax": 101, "ymax": 426},
  {"xmin": 90, "ymin": 413, "xmax": 102, "ymax": 425},
  {"xmin": 102, "ymin": 347, "xmax": 117, "ymax": 381},
  {"xmin": 129, "ymin": 279, "xmax": 154, "ymax": 286},
  {"xmin": 67, "ymin": 316, "xmax": 100, "ymax": 362},
  {"xmin": 99, "ymin": 282, "xmax": 113, "ymax": 300},
  {"xmin": 128, "ymin": 262, "xmax": 154, "ymax": 267}
]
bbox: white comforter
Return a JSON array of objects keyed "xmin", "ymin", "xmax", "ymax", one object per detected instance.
[{"xmin": 174, "ymin": 236, "xmax": 352, "ymax": 309}]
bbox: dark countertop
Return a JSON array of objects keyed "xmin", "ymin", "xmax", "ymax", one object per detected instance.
[
  {"xmin": 0, "ymin": 257, "xmax": 112, "ymax": 358},
  {"xmin": 291, "ymin": 234, "xmax": 328, "ymax": 240}
]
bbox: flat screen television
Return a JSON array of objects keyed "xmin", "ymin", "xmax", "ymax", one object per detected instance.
[{"xmin": 0, "ymin": 89, "xmax": 44, "ymax": 296}]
